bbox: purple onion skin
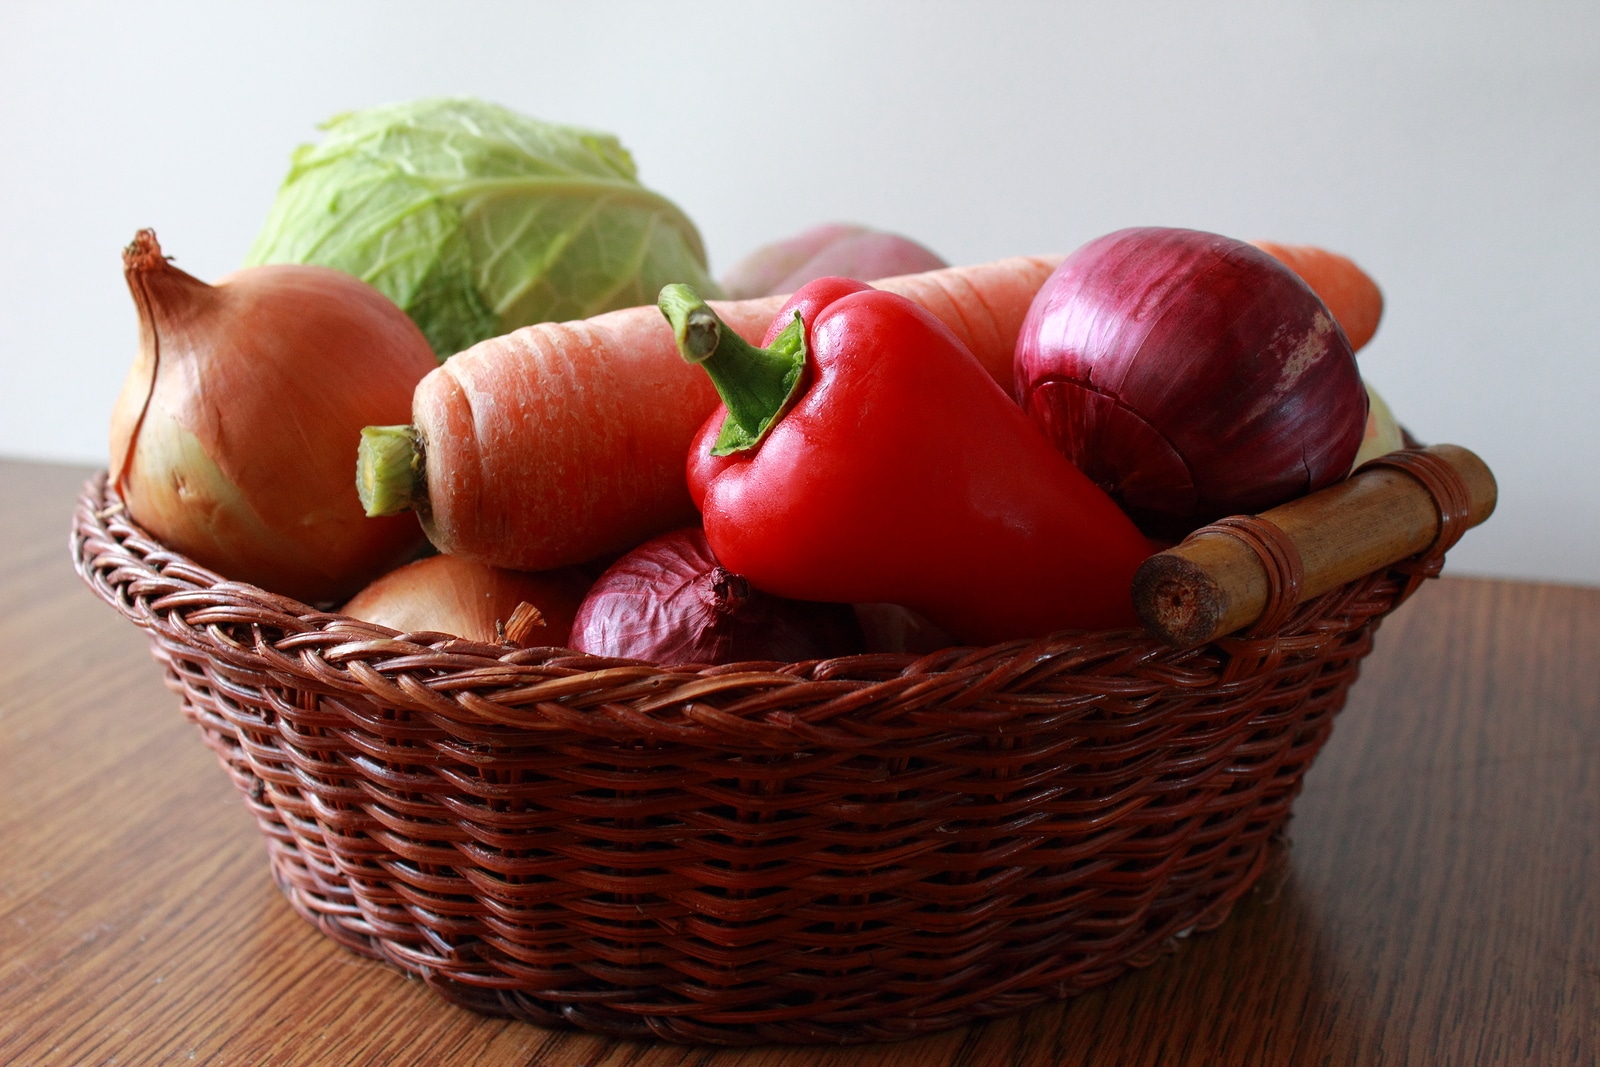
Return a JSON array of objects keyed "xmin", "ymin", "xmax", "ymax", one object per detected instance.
[
  {"xmin": 719, "ymin": 223, "xmax": 948, "ymax": 300},
  {"xmin": 569, "ymin": 527, "xmax": 865, "ymax": 666},
  {"xmin": 1014, "ymin": 227, "xmax": 1368, "ymax": 538}
]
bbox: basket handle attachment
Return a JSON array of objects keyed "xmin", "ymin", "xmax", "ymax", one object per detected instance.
[{"xmin": 1131, "ymin": 443, "xmax": 1497, "ymax": 647}]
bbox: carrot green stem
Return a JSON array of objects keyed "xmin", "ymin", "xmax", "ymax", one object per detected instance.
[
  {"xmin": 357, "ymin": 424, "xmax": 426, "ymax": 517},
  {"xmin": 658, "ymin": 283, "xmax": 806, "ymax": 455}
]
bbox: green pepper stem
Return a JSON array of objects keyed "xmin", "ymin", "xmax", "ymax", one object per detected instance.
[
  {"xmin": 658, "ymin": 283, "xmax": 806, "ymax": 455},
  {"xmin": 357, "ymin": 424, "xmax": 426, "ymax": 516}
]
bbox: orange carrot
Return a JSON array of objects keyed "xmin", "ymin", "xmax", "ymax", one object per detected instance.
[
  {"xmin": 879, "ymin": 255, "xmax": 1061, "ymax": 392},
  {"xmin": 1252, "ymin": 240, "xmax": 1385, "ymax": 352},
  {"xmin": 357, "ymin": 255, "xmax": 1063, "ymax": 572}
]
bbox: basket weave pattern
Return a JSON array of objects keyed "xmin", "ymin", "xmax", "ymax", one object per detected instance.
[{"xmin": 72, "ymin": 474, "xmax": 1430, "ymax": 1045}]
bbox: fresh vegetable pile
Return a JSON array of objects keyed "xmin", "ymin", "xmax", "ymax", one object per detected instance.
[{"xmin": 111, "ymin": 96, "xmax": 1403, "ymax": 663}]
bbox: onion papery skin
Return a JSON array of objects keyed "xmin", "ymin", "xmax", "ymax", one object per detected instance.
[
  {"xmin": 570, "ymin": 527, "xmax": 865, "ymax": 666},
  {"xmin": 111, "ymin": 230, "xmax": 437, "ymax": 604},
  {"xmin": 342, "ymin": 554, "xmax": 590, "ymax": 647},
  {"xmin": 1014, "ymin": 227, "xmax": 1368, "ymax": 537}
]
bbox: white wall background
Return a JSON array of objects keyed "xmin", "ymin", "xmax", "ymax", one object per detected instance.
[{"xmin": 2, "ymin": 1, "xmax": 1595, "ymax": 586}]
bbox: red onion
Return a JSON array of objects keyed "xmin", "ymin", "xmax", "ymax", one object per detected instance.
[
  {"xmin": 1014, "ymin": 227, "xmax": 1367, "ymax": 535},
  {"xmin": 569, "ymin": 527, "xmax": 864, "ymax": 665},
  {"xmin": 719, "ymin": 223, "xmax": 948, "ymax": 299}
]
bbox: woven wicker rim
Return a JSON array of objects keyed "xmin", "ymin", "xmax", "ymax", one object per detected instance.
[{"xmin": 75, "ymin": 483, "xmax": 1243, "ymax": 750}]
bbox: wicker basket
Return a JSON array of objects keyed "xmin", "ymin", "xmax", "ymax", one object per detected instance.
[{"xmin": 71, "ymin": 471, "xmax": 1453, "ymax": 1045}]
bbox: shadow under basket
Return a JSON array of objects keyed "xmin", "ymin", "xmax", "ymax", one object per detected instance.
[{"xmin": 71, "ymin": 472, "xmax": 1448, "ymax": 1046}]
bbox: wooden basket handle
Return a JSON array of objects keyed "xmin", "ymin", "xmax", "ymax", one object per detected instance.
[{"xmin": 1132, "ymin": 444, "xmax": 1497, "ymax": 647}]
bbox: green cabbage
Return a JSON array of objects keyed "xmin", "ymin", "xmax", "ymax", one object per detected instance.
[{"xmin": 245, "ymin": 97, "xmax": 721, "ymax": 359}]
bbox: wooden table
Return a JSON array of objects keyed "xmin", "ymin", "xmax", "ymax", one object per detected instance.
[{"xmin": 3, "ymin": 457, "xmax": 1596, "ymax": 1066}]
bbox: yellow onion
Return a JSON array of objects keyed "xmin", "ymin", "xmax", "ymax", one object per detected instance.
[
  {"xmin": 342, "ymin": 554, "xmax": 591, "ymax": 647},
  {"xmin": 1350, "ymin": 380, "xmax": 1407, "ymax": 470},
  {"xmin": 110, "ymin": 229, "xmax": 437, "ymax": 603}
]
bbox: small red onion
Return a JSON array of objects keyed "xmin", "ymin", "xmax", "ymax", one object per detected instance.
[
  {"xmin": 569, "ymin": 527, "xmax": 864, "ymax": 665},
  {"xmin": 718, "ymin": 223, "xmax": 948, "ymax": 299},
  {"xmin": 1014, "ymin": 227, "xmax": 1367, "ymax": 536}
]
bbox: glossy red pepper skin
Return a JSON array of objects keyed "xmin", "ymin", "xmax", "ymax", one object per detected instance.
[{"xmin": 686, "ymin": 278, "xmax": 1155, "ymax": 646}]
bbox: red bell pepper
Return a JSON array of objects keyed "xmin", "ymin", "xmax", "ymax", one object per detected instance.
[{"xmin": 657, "ymin": 278, "xmax": 1154, "ymax": 646}]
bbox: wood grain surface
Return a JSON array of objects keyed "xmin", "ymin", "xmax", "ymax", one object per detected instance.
[{"xmin": 2, "ymin": 457, "xmax": 1596, "ymax": 1065}]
